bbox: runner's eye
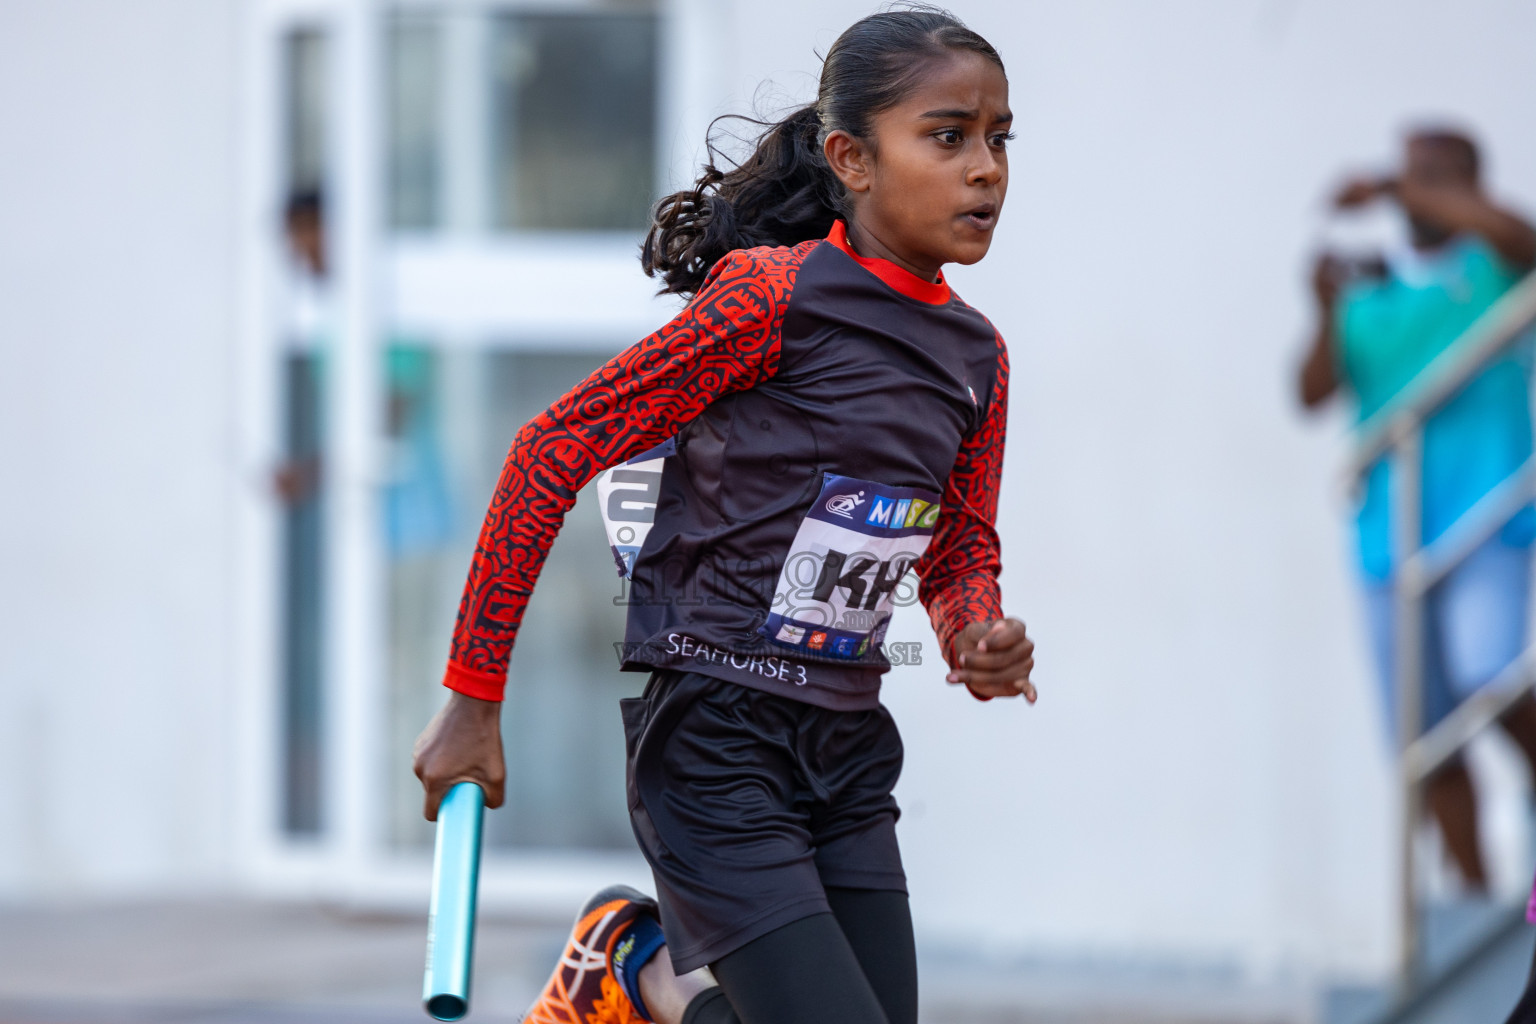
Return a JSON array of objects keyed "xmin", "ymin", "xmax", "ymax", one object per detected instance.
[
  {"xmin": 934, "ymin": 128, "xmax": 962, "ymax": 146},
  {"xmin": 990, "ymin": 131, "xmax": 1015, "ymax": 148}
]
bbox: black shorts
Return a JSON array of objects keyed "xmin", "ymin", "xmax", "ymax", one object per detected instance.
[{"xmin": 621, "ymin": 669, "xmax": 907, "ymax": 974}]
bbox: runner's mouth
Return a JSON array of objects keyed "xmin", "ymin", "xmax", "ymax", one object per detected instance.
[{"xmin": 961, "ymin": 204, "xmax": 997, "ymax": 229}]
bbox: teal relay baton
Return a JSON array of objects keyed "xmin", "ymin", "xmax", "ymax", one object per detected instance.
[{"xmin": 423, "ymin": 782, "xmax": 486, "ymax": 1021}]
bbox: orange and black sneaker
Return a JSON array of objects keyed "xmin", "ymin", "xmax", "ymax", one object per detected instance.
[{"xmin": 521, "ymin": 885, "xmax": 660, "ymax": 1024}]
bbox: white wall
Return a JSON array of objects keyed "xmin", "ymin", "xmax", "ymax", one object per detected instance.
[
  {"xmin": 708, "ymin": 0, "xmax": 1536, "ymax": 981},
  {"xmin": 0, "ymin": 0, "xmax": 242, "ymax": 893}
]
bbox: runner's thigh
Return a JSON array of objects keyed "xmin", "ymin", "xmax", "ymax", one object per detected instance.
[
  {"xmin": 700, "ymin": 911, "xmax": 890, "ymax": 1024},
  {"xmin": 827, "ymin": 887, "xmax": 918, "ymax": 1024}
]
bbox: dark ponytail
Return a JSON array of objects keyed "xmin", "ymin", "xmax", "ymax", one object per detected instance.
[
  {"xmin": 641, "ymin": 106, "xmax": 839, "ymax": 298},
  {"xmin": 641, "ymin": 5, "xmax": 1005, "ymax": 297}
]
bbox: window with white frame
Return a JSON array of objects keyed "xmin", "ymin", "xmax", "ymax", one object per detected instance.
[
  {"xmin": 386, "ymin": 5, "xmax": 660, "ymax": 234},
  {"xmin": 271, "ymin": 1, "xmax": 665, "ymax": 857}
]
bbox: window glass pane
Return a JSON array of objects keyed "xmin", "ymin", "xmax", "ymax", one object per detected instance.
[
  {"xmin": 285, "ymin": 28, "xmax": 329, "ymax": 195},
  {"xmin": 387, "ymin": 347, "xmax": 637, "ymax": 851},
  {"xmin": 278, "ymin": 27, "xmax": 332, "ymax": 837},
  {"xmin": 490, "ymin": 12, "xmax": 659, "ymax": 231},
  {"xmin": 388, "ymin": 13, "xmax": 444, "ymax": 230},
  {"xmin": 278, "ymin": 351, "xmax": 326, "ymax": 836}
]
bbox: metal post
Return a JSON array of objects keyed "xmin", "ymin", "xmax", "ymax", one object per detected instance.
[{"xmin": 1393, "ymin": 424, "xmax": 1426, "ymax": 980}]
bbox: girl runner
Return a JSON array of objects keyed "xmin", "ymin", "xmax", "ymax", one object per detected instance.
[{"xmin": 414, "ymin": 8, "xmax": 1036, "ymax": 1023}]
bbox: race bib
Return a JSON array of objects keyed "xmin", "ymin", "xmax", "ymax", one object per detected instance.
[
  {"xmin": 595, "ymin": 438, "xmax": 674, "ymax": 578},
  {"xmin": 762, "ymin": 474, "xmax": 940, "ymax": 660}
]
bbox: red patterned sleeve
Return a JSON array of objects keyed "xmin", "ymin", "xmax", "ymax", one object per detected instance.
[
  {"xmin": 914, "ymin": 331, "xmax": 1008, "ymax": 678},
  {"xmin": 443, "ymin": 245, "xmax": 807, "ymax": 700}
]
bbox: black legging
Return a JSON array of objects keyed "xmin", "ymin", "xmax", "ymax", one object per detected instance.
[{"xmin": 680, "ymin": 888, "xmax": 917, "ymax": 1024}]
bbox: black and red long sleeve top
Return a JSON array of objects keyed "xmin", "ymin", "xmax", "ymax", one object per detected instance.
[{"xmin": 444, "ymin": 221, "xmax": 1008, "ymax": 710}]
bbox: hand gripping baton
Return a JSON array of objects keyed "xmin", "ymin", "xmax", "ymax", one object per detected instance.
[{"xmin": 423, "ymin": 782, "xmax": 485, "ymax": 1020}]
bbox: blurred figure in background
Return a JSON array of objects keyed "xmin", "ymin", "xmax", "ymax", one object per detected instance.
[
  {"xmin": 274, "ymin": 190, "xmax": 455, "ymax": 841},
  {"xmin": 275, "ymin": 189, "xmax": 329, "ymax": 510},
  {"xmin": 273, "ymin": 188, "xmax": 330, "ymax": 834},
  {"xmin": 1297, "ymin": 128, "xmax": 1536, "ymax": 893}
]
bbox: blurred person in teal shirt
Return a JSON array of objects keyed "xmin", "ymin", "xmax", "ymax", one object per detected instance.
[{"xmin": 1298, "ymin": 129, "xmax": 1536, "ymax": 893}]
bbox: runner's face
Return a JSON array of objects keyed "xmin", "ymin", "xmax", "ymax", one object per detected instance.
[{"xmin": 840, "ymin": 52, "xmax": 1011, "ymax": 280}]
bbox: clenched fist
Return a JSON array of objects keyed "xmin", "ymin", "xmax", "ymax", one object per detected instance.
[{"xmin": 947, "ymin": 617, "xmax": 1036, "ymax": 702}]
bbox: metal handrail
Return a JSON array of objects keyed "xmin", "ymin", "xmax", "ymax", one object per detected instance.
[
  {"xmin": 1343, "ymin": 268, "xmax": 1536, "ymax": 982},
  {"xmin": 1400, "ymin": 458, "xmax": 1536, "ymax": 598},
  {"xmin": 1405, "ymin": 648, "xmax": 1536, "ymax": 786},
  {"xmin": 1349, "ymin": 273, "xmax": 1536, "ymax": 477}
]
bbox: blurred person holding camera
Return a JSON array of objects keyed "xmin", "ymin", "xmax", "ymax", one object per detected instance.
[{"xmin": 1297, "ymin": 128, "xmax": 1536, "ymax": 894}]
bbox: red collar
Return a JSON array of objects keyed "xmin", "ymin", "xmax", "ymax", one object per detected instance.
[{"xmin": 825, "ymin": 221, "xmax": 952, "ymax": 305}]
